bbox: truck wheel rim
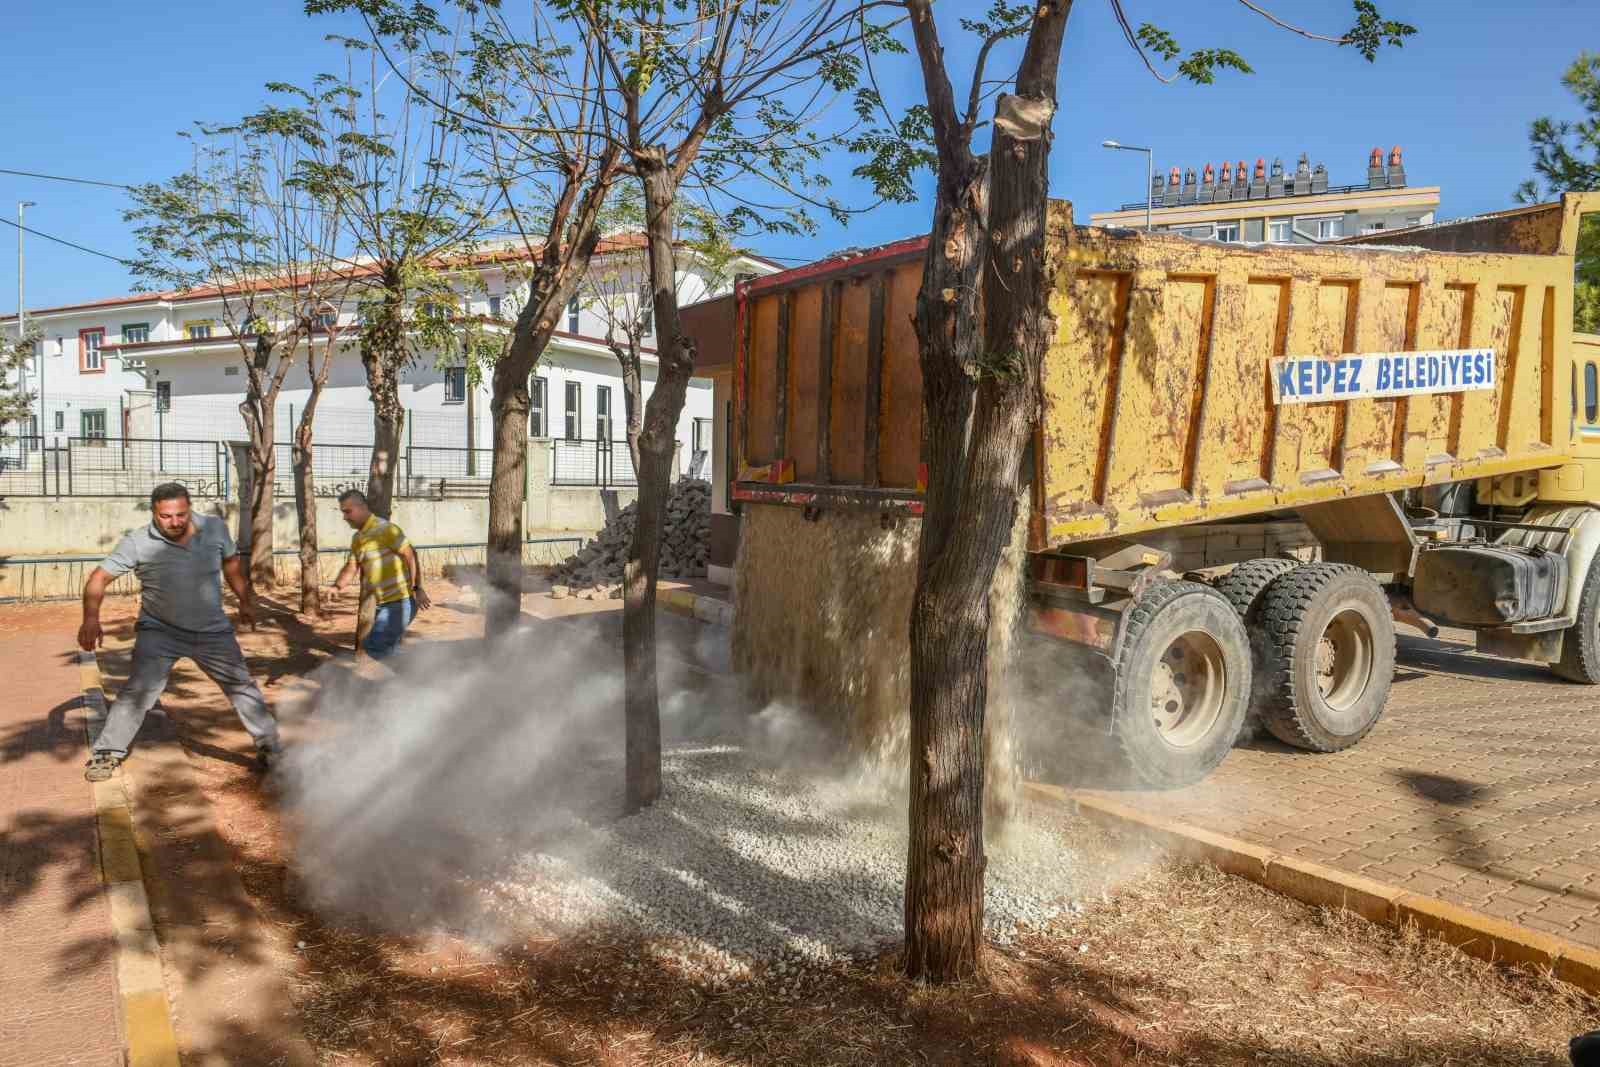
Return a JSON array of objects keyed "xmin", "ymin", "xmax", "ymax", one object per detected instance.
[
  {"xmin": 1317, "ymin": 609, "xmax": 1374, "ymax": 713},
  {"xmin": 1150, "ymin": 631, "xmax": 1226, "ymax": 748}
]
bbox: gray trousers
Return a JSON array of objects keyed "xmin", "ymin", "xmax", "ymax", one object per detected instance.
[{"xmin": 92, "ymin": 618, "xmax": 280, "ymax": 758}]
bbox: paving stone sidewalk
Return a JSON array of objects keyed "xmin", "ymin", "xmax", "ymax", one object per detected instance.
[
  {"xmin": 0, "ymin": 603, "xmax": 123, "ymax": 1067},
  {"xmin": 1091, "ymin": 629, "xmax": 1600, "ymax": 947}
]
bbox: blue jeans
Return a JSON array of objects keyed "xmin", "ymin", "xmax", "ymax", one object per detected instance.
[{"xmin": 365, "ymin": 596, "xmax": 416, "ymax": 659}]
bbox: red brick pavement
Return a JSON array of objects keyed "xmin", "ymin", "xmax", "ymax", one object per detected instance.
[
  {"xmin": 1091, "ymin": 628, "xmax": 1600, "ymax": 948},
  {"xmin": 0, "ymin": 602, "xmax": 123, "ymax": 1067}
]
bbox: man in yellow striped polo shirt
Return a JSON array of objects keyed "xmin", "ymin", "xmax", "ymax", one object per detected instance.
[{"xmin": 330, "ymin": 490, "xmax": 430, "ymax": 658}]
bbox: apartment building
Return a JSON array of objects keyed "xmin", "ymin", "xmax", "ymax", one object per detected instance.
[
  {"xmin": 1, "ymin": 239, "xmax": 776, "ymax": 475},
  {"xmin": 1090, "ymin": 146, "xmax": 1439, "ymax": 244}
]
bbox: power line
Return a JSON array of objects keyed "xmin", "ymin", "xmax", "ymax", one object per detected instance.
[
  {"xmin": 0, "ymin": 217, "xmax": 133, "ymax": 266},
  {"xmin": 0, "ymin": 167, "xmax": 132, "ymax": 191}
]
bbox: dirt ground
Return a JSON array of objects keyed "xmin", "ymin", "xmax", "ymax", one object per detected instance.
[{"xmin": 18, "ymin": 584, "xmax": 1600, "ymax": 1065}]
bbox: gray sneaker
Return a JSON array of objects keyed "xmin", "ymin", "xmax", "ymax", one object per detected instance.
[
  {"xmin": 255, "ymin": 742, "xmax": 284, "ymax": 772},
  {"xmin": 84, "ymin": 752, "xmax": 123, "ymax": 782}
]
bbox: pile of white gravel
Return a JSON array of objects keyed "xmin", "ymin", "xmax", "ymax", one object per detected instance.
[{"xmin": 486, "ymin": 740, "xmax": 1082, "ymax": 982}]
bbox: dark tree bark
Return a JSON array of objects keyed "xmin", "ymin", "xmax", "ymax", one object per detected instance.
[
  {"xmin": 609, "ymin": 335, "xmax": 645, "ymax": 474},
  {"xmin": 361, "ymin": 279, "xmax": 408, "ymax": 520},
  {"xmin": 622, "ymin": 147, "xmax": 694, "ymax": 812},
  {"xmin": 238, "ymin": 329, "xmax": 293, "ymax": 592},
  {"xmin": 294, "ymin": 329, "xmax": 340, "ymax": 617},
  {"xmin": 242, "ymin": 400, "xmax": 278, "ymax": 590},
  {"xmin": 902, "ymin": 0, "xmax": 1072, "ymax": 984},
  {"xmin": 484, "ymin": 154, "xmax": 618, "ymax": 636}
]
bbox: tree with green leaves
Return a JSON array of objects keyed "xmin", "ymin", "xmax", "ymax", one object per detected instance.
[
  {"xmin": 125, "ymin": 101, "xmax": 353, "ymax": 593},
  {"xmin": 311, "ymin": 2, "xmax": 629, "ymax": 632},
  {"xmin": 1516, "ymin": 51, "xmax": 1600, "ymax": 333},
  {"xmin": 294, "ymin": 26, "xmax": 497, "ymax": 520},
  {"xmin": 0, "ymin": 328, "xmax": 39, "ymax": 444},
  {"xmin": 869, "ymin": 0, "xmax": 1415, "ymax": 982},
  {"xmin": 550, "ymin": 0, "xmax": 910, "ymax": 812}
]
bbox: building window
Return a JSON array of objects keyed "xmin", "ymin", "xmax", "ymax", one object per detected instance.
[
  {"xmin": 1268, "ymin": 219, "xmax": 1291, "ymax": 243},
  {"xmin": 80, "ymin": 409, "xmax": 108, "ymax": 441},
  {"xmin": 224, "ymin": 365, "xmax": 239, "ymax": 376},
  {"xmin": 596, "ymin": 384, "xmax": 612, "ymax": 440},
  {"xmin": 567, "ymin": 295, "xmax": 580, "ymax": 334},
  {"xmin": 1308, "ymin": 216, "xmax": 1345, "ymax": 240},
  {"xmin": 530, "ymin": 375, "xmax": 547, "ymax": 437},
  {"xmin": 185, "ymin": 320, "xmax": 213, "ymax": 340},
  {"xmin": 155, "ymin": 381, "xmax": 171, "ymax": 412},
  {"xmin": 314, "ymin": 311, "xmax": 337, "ymax": 329},
  {"xmin": 54, "ymin": 411, "xmax": 64, "ymax": 431},
  {"xmin": 489, "ymin": 295, "xmax": 502, "ymax": 320},
  {"xmin": 564, "ymin": 381, "xmax": 581, "ymax": 440},
  {"xmin": 444, "ymin": 366, "xmax": 467, "ymax": 404},
  {"xmin": 1175, "ymin": 225, "xmax": 1213, "ymax": 240},
  {"xmin": 692, "ymin": 417, "xmax": 711, "ymax": 455},
  {"xmin": 122, "ymin": 322, "xmax": 150, "ymax": 344},
  {"xmin": 1362, "ymin": 222, "xmax": 1386, "ymax": 235},
  {"xmin": 1215, "ymin": 223, "xmax": 1240, "ymax": 243},
  {"xmin": 79, "ymin": 328, "xmax": 105, "ymax": 373}
]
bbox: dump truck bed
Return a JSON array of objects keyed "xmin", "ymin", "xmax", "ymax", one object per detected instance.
[{"xmin": 733, "ymin": 201, "xmax": 1581, "ymax": 550}]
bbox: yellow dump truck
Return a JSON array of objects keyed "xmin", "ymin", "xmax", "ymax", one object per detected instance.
[{"xmin": 730, "ymin": 191, "xmax": 1600, "ymax": 786}]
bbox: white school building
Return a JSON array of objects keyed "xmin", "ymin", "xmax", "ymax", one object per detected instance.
[{"xmin": 1, "ymin": 238, "xmax": 777, "ymax": 486}]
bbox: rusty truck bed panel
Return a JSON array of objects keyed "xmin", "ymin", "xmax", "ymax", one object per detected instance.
[
  {"xmin": 1041, "ymin": 204, "xmax": 1574, "ymax": 546},
  {"xmin": 732, "ymin": 197, "xmax": 1590, "ymax": 544}
]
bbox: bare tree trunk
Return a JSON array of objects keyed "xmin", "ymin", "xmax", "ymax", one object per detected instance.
[
  {"xmin": 294, "ymin": 347, "xmax": 331, "ymax": 617},
  {"xmin": 240, "ymin": 390, "xmax": 278, "ymax": 592},
  {"xmin": 292, "ymin": 412, "xmax": 321, "ymax": 616},
  {"xmin": 902, "ymin": 0, "xmax": 1071, "ymax": 984},
  {"xmin": 622, "ymin": 151, "xmax": 693, "ymax": 811},
  {"xmin": 363, "ymin": 283, "xmax": 407, "ymax": 519},
  {"xmin": 612, "ymin": 341, "xmax": 645, "ymax": 474},
  {"xmin": 483, "ymin": 158, "xmax": 617, "ymax": 634},
  {"xmin": 485, "ymin": 363, "xmax": 530, "ymax": 634}
]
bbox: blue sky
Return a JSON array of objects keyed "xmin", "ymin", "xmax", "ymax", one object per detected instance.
[{"xmin": 2, "ymin": 1, "xmax": 1594, "ymax": 310}]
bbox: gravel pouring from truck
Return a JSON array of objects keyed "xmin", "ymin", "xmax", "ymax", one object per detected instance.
[{"xmin": 727, "ymin": 192, "xmax": 1600, "ymax": 787}]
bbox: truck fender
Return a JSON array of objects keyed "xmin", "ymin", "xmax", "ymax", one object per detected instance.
[{"xmin": 1498, "ymin": 504, "xmax": 1600, "ymax": 621}]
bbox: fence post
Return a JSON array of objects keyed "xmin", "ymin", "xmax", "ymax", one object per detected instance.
[
  {"xmin": 65, "ymin": 439, "xmax": 73, "ymax": 497},
  {"xmin": 215, "ymin": 443, "xmax": 224, "ymax": 500},
  {"xmin": 41, "ymin": 440, "xmax": 47, "ymax": 496}
]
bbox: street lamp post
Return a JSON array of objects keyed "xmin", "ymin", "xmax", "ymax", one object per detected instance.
[
  {"xmin": 1101, "ymin": 141, "xmax": 1153, "ymax": 232},
  {"xmin": 17, "ymin": 200, "xmax": 39, "ymax": 445}
]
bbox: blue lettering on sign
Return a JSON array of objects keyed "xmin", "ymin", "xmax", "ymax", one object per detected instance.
[{"xmin": 1273, "ymin": 348, "xmax": 1496, "ymax": 405}]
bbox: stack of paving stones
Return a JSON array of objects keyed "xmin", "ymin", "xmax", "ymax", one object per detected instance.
[{"xmin": 552, "ymin": 479, "xmax": 712, "ymax": 599}]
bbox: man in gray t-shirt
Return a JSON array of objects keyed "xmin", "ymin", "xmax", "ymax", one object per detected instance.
[{"xmin": 78, "ymin": 482, "xmax": 282, "ymax": 781}]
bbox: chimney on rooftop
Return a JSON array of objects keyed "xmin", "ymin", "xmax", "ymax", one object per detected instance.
[
  {"xmin": 1367, "ymin": 146, "xmax": 1388, "ymax": 189},
  {"xmin": 1386, "ymin": 145, "xmax": 1406, "ymax": 188}
]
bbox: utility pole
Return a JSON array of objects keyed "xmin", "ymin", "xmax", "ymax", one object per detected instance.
[{"xmin": 17, "ymin": 200, "xmax": 39, "ymax": 445}]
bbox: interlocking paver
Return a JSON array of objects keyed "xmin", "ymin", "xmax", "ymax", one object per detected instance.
[
  {"xmin": 0, "ymin": 606, "xmax": 123, "ymax": 1066},
  {"xmin": 1084, "ymin": 626, "xmax": 1600, "ymax": 951}
]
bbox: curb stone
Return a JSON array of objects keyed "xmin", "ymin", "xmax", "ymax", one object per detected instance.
[
  {"xmin": 1025, "ymin": 782, "xmax": 1600, "ymax": 993},
  {"xmin": 80, "ymin": 650, "xmax": 183, "ymax": 1067},
  {"xmin": 660, "ymin": 587, "xmax": 735, "ymax": 627}
]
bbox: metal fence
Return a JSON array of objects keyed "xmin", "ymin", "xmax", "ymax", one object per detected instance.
[
  {"xmin": 552, "ymin": 437, "xmax": 638, "ymax": 487},
  {"xmin": 0, "ymin": 435, "xmax": 504, "ymax": 500},
  {"xmin": 0, "ymin": 437, "xmax": 230, "ymax": 498}
]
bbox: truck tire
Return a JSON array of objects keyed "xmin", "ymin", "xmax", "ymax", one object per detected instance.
[
  {"xmin": 1554, "ymin": 562, "xmax": 1600, "ymax": 684},
  {"xmin": 1214, "ymin": 558, "xmax": 1300, "ymax": 621},
  {"xmin": 1112, "ymin": 581, "xmax": 1252, "ymax": 788},
  {"xmin": 1256, "ymin": 564, "xmax": 1395, "ymax": 752}
]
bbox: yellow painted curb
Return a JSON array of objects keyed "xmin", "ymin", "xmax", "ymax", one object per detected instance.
[
  {"xmin": 1047, "ymin": 786, "xmax": 1600, "ymax": 994},
  {"xmin": 80, "ymin": 651, "xmax": 183, "ymax": 1067}
]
